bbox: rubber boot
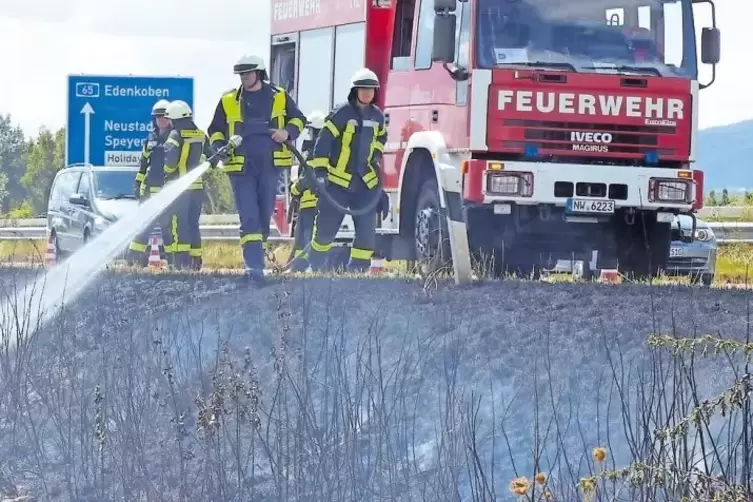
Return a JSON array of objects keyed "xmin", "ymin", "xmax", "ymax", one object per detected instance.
[
  {"xmin": 347, "ymin": 258, "xmax": 370, "ymax": 274},
  {"xmin": 174, "ymin": 252, "xmax": 191, "ymax": 271},
  {"xmin": 288, "ymin": 250, "xmax": 310, "ymax": 273},
  {"xmin": 245, "ymin": 268, "xmax": 266, "ymax": 285}
]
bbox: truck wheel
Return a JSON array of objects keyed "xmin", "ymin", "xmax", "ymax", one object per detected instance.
[{"xmin": 414, "ymin": 176, "xmax": 451, "ymax": 276}]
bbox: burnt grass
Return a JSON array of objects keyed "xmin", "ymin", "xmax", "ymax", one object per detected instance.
[{"xmin": 0, "ymin": 267, "xmax": 752, "ymax": 501}]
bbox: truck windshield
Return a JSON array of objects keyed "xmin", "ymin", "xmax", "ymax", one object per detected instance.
[
  {"xmin": 476, "ymin": 0, "xmax": 697, "ymax": 79},
  {"xmin": 94, "ymin": 171, "xmax": 138, "ymax": 200}
]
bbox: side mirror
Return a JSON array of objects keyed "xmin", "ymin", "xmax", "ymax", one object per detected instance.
[
  {"xmin": 432, "ymin": 14, "xmax": 457, "ymax": 63},
  {"xmin": 701, "ymin": 27, "xmax": 720, "ymax": 64},
  {"xmin": 69, "ymin": 193, "xmax": 88, "ymax": 206},
  {"xmin": 433, "ymin": 0, "xmax": 456, "ymax": 11}
]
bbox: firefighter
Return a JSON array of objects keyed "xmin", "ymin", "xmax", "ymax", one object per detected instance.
[
  {"xmin": 207, "ymin": 54, "xmax": 306, "ymax": 283},
  {"xmin": 163, "ymin": 100, "xmax": 217, "ymax": 270},
  {"xmin": 127, "ymin": 99, "xmax": 172, "ymax": 266},
  {"xmin": 307, "ymin": 68, "xmax": 388, "ymax": 272},
  {"xmin": 288, "ymin": 109, "xmax": 326, "ymax": 272}
]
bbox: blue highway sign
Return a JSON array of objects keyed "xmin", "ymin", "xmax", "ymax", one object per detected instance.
[{"xmin": 66, "ymin": 75, "xmax": 194, "ymax": 166}]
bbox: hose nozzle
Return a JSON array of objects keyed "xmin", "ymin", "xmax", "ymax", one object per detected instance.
[{"xmin": 228, "ymin": 135, "xmax": 243, "ymax": 148}]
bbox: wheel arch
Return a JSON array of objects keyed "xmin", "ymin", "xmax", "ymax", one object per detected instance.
[{"xmin": 396, "ymin": 131, "xmax": 449, "ymax": 237}]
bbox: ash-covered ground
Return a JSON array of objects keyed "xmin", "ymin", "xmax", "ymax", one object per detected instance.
[{"xmin": 0, "ymin": 267, "xmax": 750, "ymax": 501}]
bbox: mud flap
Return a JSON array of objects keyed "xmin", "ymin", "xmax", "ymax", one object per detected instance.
[{"xmin": 436, "ymin": 162, "xmax": 473, "ymax": 285}]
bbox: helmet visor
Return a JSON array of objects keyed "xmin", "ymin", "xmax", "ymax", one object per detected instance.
[
  {"xmin": 352, "ymin": 78, "xmax": 379, "ymax": 89},
  {"xmin": 234, "ymin": 63, "xmax": 260, "ymax": 74}
]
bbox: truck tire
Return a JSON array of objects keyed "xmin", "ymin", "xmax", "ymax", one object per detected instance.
[{"xmin": 414, "ymin": 176, "xmax": 451, "ymax": 276}]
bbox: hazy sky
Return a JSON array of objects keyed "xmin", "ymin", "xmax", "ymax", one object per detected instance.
[{"xmin": 0, "ymin": 0, "xmax": 747, "ymax": 137}]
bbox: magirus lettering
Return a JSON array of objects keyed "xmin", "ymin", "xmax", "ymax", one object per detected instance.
[
  {"xmin": 570, "ymin": 131, "xmax": 613, "ymax": 143},
  {"xmin": 573, "ymin": 144, "xmax": 609, "ymax": 153}
]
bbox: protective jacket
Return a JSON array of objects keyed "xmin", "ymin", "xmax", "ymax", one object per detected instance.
[
  {"xmin": 207, "ymin": 82, "xmax": 306, "ymax": 173},
  {"xmin": 164, "ymin": 119, "xmax": 215, "ymax": 191},
  {"xmin": 290, "ymin": 129, "xmax": 320, "ymax": 210},
  {"xmin": 309, "ymin": 101, "xmax": 387, "ymax": 191},
  {"xmin": 135, "ymin": 128, "xmax": 169, "ymax": 195}
]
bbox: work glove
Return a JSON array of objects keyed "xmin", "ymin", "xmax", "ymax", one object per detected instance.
[
  {"xmin": 289, "ymin": 180, "xmax": 302, "ymax": 197},
  {"xmin": 378, "ymin": 190, "xmax": 390, "ymax": 220},
  {"xmin": 211, "ymin": 141, "xmax": 230, "ymax": 162}
]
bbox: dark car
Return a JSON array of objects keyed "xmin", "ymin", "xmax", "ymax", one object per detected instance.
[{"xmin": 46, "ymin": 164, "xmax": 141, "ymax": 257}]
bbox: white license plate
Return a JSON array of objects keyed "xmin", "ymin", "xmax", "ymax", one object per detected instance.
[
  {"xmin": 669, "ymin": 247, "xmax": 684, "ymax": 257},
  {"xmin": 566, "ymin": 198, "xmax": 615, "ymax": 214}
]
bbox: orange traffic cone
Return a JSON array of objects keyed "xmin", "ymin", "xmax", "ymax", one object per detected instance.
[
  {"xmin": 44, "ymin": 234, "xmax": 56, "ymax": 267},
  {"xmin": 147, "ymin": 236, "xmax": 162, "ymax": 269},
  {"xmin": 369, "ymin": 258, "xmax": 385, "ymax": 275}
]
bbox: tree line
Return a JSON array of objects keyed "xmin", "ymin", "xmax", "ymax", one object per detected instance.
[
  {"xmin": 0, "ymin": 113, "xmax": 236, "ymax": 219},
  {"xmin": 705, "ymin": 189, "xmax": 753, "ymax": 206}
]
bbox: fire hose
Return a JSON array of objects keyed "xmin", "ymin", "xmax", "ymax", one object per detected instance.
[
  {"xmin": 279, "ymin": 140, "xmax": 385, "ymax": 271},
  {"xmin": 286, "ymin": 140, "xmax": 384, "ymax": 217}
]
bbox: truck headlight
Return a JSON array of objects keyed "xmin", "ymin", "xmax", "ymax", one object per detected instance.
[
  {"xmin": 648, "ymin": 178, "xmax": 692, "ymax": 203},
  {"xmin": 486, "ymin": 172, "xmax": 534, "ymax": 197}
]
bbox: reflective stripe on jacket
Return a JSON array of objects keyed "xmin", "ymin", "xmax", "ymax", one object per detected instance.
[
  {"xmin": 309, "ymin": 101, "xmax": 387, "ymax": 190},
  {"xmin": 207, "ymin": 84, "xmax": 305, "ymax": 173},
  {"xmin": 291, "ymin": 130, "xmax": 320, "ymax": 209},
  {"xmin": 135, "ymin": 130, "xmax": 167, "ymax": 189},
  {"xmin": 164, "ymin": 122, "xmax": 213, "ymax": 191}
]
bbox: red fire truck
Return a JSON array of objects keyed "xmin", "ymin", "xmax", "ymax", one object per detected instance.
[{"xmin": 270, "ymin": 0, "xmax": 720, "ymax": 283}]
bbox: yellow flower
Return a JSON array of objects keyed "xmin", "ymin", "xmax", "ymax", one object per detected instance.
[
  {"xmin": 544, "ymin": 491, "xmax": 554, "ymax": 500},
  {"xmin": 592, "ymin": 447, "xmax": 607, "ymax": 463},
  {"xmin": 509, "ymin": 476, "xmax": 531, "ymax": 496},
  {"xmin": 579, "ymin": 477, "xmax": 596, "ymax": 493},
  {"xmin": 535, "ymin": 472, "xmax": 547, "ymax": 485}
]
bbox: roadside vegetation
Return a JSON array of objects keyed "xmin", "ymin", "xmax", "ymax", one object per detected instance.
[
  {"xmin": 0, "ymin": 266, "xmax": 750, "ymax": 500},
  {"xmin": 2, "ymin": 237, "xmax": 753, "ymax": 286},
  {"xmin": 702, "ymin": 192, "xmax": 753, "ymax": 222}
]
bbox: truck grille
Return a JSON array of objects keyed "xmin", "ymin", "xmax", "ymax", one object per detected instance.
[{"xmin": 504, "ymin": 119, "xmax": 677, "ymax": 156}]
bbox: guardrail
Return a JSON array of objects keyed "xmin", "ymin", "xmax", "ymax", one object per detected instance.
[
  {"xmin": 1, "ymin": 222, "xmax": 753, "ymax": 244},
  {"xmin": 0, "ymin": 224, "xmax": 291, "ymax": 242},
  {"xmin": 1, "ymin": 207, "xmax": 750, "ymax": 228},
  {"xmin": 4, "ymin": 210, "xmax": 753, "ymax": 244}
]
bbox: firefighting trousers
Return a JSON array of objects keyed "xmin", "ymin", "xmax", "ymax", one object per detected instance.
[
  {"xmin": 163, "ymin": 191, "xmax": 194, "ymax": 269},
  {"xmin": 128, "ymin": 188, "xmax": 170, "ymax": 264},
  {"xmin": 307, "ymin": 184, "xmax": 377, "ymax": 272},
  {"xmin": 187, "ymin": 190, "xmax": 204, "ymax": 268},
  {"xmin": 289, "ymin": 207, "xmax": 316, "ymax": 271},
  {"xmin": 228, "ymin": 169, "xmax": 278, "ymax": 271}
]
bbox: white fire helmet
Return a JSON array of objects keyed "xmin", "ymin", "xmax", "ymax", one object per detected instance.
[
  {"xmin": 234, "ymin": 54, "xmax": 268, "ymax": 80},
  {"xmin": 164, "ymin": 100, "xmax": 193, "ymax": 120},
  {"xmin": 151, "ymin": 99, "xmax": 170, "ymax": 117}
]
